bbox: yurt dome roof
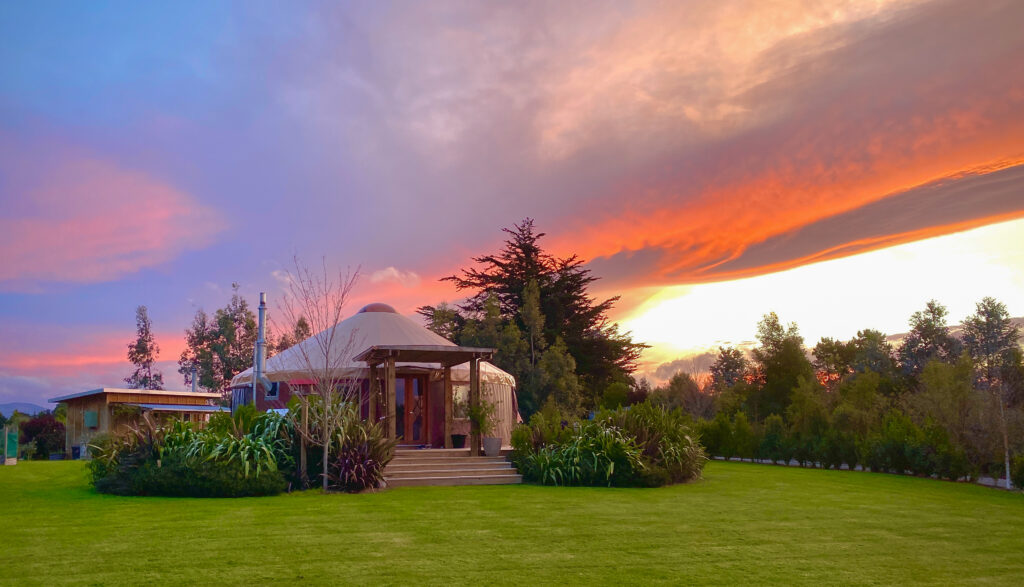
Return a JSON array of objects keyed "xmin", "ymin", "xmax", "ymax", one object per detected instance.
[{"xmin": 231, "ymin": 303, "xmax": 515, "ymax": 386}]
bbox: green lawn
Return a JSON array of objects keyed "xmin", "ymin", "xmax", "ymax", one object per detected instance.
[{"xmin": 2, "ymin": 461, "xmax": 1022, "ymax": 585}]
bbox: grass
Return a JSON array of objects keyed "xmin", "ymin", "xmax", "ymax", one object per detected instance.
[{"xmin": 1, "ymin": 461, "xmax": 1022, "ymax": 585}]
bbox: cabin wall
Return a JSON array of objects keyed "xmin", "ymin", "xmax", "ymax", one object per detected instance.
[{"xmin": 64, "ymin": 395, "xmax": 109, "ymax": 456}]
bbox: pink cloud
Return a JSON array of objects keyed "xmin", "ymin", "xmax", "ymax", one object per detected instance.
[{"xmin": 0, "ymin": 139, "xmax": 222, "ymax": 290}]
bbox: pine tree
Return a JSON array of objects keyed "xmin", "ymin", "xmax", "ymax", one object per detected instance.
[
  {"xmin": 430, "ymin": 218, "xmax": 646, "ymax": 413},
  {"xmin": 125, "ymin": 305, "xmax": 164, "ymax": 390}
]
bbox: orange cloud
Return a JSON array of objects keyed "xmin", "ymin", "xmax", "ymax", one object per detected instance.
[{"xmin": 539, "ymin": 0, "xmax": 1024, "ymax": 288}]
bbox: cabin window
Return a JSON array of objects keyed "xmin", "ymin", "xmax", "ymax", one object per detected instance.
[
  {"xmin": 265, "ymin": 382, "xmax": 279, "ymax": 400},
  {"xmin": 84, "ymin": 410, "xmax": 99, "ymax": 429}
]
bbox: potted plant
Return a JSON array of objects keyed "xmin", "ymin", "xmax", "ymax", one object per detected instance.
[{"xmin": 467, "ymin": 398, "xmax": 501, "ymax": 456}]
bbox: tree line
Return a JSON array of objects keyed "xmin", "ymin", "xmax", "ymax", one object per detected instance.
[
  {"xmin": 122, "ymin": 286, "xmax": 311, "ymax": 399},
  {"xmin": 643, "ymin": 298, "xmax": 1023, "ymax": 488}
]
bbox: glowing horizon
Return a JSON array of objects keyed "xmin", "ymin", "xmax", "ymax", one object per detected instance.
[{"xmin": 625, "ymin": 217, "xmax": 1024, "ymax": 376}]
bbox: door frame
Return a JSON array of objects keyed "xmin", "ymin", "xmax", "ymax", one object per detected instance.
[{"xmin": 396, "ymin": 374, "xmax": 429, "ymax": 443}]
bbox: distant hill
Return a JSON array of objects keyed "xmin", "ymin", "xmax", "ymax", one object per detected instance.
[{"xmin": 0, "ymin": 402, "xmax": 47, "ymax": 418}]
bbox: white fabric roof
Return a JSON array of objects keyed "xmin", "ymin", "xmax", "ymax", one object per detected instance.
[{"xmin": 230, "ymin": 304, "xmax": 515, "ymax": 387}]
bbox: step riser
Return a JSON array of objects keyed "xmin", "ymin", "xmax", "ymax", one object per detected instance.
[
  {"xmin": 386, "ymin": 468, "xmax": 514, "ymax": 479},
  {"xmin": 386, "ymin": 475, "xmax": 523, "ymax": 488},
  {"xmin": 385, "ymin": 465, "xmax": 512, "ymax": 473},
  {"xmin": 387, "ymin": 464, "xmax": 512, "ymax": 473},
  {"xmin": 390, "ymin": 458, "xmax": 508, "ymax": 465}
]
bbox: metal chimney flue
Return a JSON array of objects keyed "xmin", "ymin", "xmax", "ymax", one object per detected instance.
[{"xmin": 252, "ymin": 291, "xmax": 272, "ymax": 406}]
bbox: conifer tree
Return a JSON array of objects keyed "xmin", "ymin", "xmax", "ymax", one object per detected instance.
[{"xmin": 125, "ymin": 305, "xmax": 164, "ymax": 390}]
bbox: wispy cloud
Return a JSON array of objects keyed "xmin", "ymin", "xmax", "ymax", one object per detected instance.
[{"xmin": 370, "ymin": 266, "xmax": 422, "ymax": 288}]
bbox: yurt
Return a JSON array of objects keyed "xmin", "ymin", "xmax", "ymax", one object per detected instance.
[{"xmin": 230, "ymin": 302, "xmax": 519, "ymax": 447}]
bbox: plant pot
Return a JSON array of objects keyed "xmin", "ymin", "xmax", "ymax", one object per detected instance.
[
  {"xmin": 451, "ymin": 434, "xmax": 467, "ymax": 449},
  {"xmin": 483, "ymin": 436, "xmax": 502, "ymax": 456}
]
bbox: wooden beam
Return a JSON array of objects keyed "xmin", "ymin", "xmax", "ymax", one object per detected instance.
[
  {"xmin": 384, "ymin": 356, "xmax": 397, "ymax": 440},
  {"xmin": 368, "ymin": 363, "xmax": 378, "ymax": 424},
  {"xmin": 469, "ymin": 357, "xmax": 480, "ymax": 457},
  {"xmin": 443, "ymin": 365, "xmax": 452, "ymax": 449}
]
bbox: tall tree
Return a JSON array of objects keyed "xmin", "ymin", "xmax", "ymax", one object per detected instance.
[
  {"xmin": 178, "ymin": 283, "xmax": 257, "ymax": 398},
  {"xmin": 751, "ymin": 312, "xmax": 814, "ymax": 419},
  {"xmin": 431, "ymin": 218, "xmax": 646, "ymax": 412},
  {"xmin": 417, "ymin": 302, "xmax": 465, "ymax": 342},
  {"xmin": 812, "ymin": 337, "xmax": 854, "ymax": 391},
  {"xmin": 709, "ymin": 346, "xmax": 748, "ymax": 391},
  {"xmin": 271, "ymin": 316, "xmax": 312, "ymax": 356},
  {"xmin": 538, "ymin": 337, "xmax": 582, "ymax": 415},
  {"xmin": 898, "ymin": 300, "xmax": 962, "ymax": 380},
  {"xmin": 125, "ymin": 305, "xmax": 164, "ymax": 390},
  {"xmin": 652, "ymin": 371, "xmax": 715, "ymax": 420},
  {"xmin": 520, "ymin": 279, "xmax": 545, "ymax": 366},
  {"xmin": 961, "ymin": 297, "xmax": 1022, "ymax": 489}
]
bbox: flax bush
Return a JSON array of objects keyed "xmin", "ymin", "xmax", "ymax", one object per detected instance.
[
  {"xmin": 512, "ymin": 401, "xmax": 706, "ymax": 487},
  {"xmin": 88, "ymin": 410, "xmax": 292, "ymax": 497}
]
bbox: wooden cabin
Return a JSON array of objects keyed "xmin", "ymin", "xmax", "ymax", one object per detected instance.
[{"xmin": 49, "ymin": 388, "xmax": 225, "ymax": 459}]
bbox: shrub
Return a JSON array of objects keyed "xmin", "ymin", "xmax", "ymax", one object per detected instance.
[
  {"xmin": 19, "ymin": 413, "xmax": 65, "ymax": 459},
  {"xmin": 602, "ymin": 401, "xmax": 706, "ymax": 485},
  {"xmin": 513, "ymin": 401, "xmax": 706, "ymax": 487},
  {"xmin": 730, "ymin": 412, "xmax": 757, "ymax": 460},
  {"xmin": 89, "ymin": 411, "xmax": 293, "ymax": 497},
  {"xmin": 521, "ymin": 421, "xmax": 642, "ymax": 487},
  {"xmin": 328, "ymin": 407, "xmax": 395, "ymax": 492},
  {"xmin": 757, "ymin": 414, "xmax": 788, "ymax": 463},
  {"xmin": 1012, "ymin": 454, "xmax": 1024, "ymax": 490},
  {"xmin": 601, "ymin": 382, "xmax": 630, "ymax": 409},
  {"xmin": 699, "ymin": 413, "xmax": 732, "ymax": 459}
]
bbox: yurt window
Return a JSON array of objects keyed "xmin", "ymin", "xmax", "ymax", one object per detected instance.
[{"xmin": 452, "ymin": 384, "xmax": 470, "ymax": 418}]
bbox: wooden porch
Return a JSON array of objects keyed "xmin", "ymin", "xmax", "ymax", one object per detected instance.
[{"xmin": 355, "ymin": 344, "xmax": 497, "ymax": 456}]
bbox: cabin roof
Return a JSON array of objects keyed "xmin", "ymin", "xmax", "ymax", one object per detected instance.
[{"xmin": 49, "ymin": 387, "xmax": 222, "ymax": 403}]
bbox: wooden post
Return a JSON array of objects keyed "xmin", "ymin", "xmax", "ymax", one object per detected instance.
[
  {"xmin": 368, "ymin": 363, "xmax": 378, "ymax": 424},
  {"xmin": 385, "ymin": 355, "xmax": 397, "ymax": 440},
  {"xmin": 300, "ymin": 400, "xmax": 308, "ymax": 485},
  {"xmin": 443, "ymin": 365, "xmax": 453, "ymax": 449},
  {"xmin": 469, "ymin": 357, "xmax": 480, "ymax": 457}
]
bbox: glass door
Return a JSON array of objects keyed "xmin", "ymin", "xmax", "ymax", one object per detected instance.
[{"xmin": 394, "ymin": 375, "xmax": 428, "ymax": 443}]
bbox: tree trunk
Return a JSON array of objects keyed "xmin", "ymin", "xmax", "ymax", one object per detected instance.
[
  {"xmin": 300, "ymin": 402, "xmax": 308, "ymax": 487},
  {"xmin": 999, "ymin": 396, "xmax": 1012, "ymax": 490},
  {"xmin": 322, "ymin": 437, "xmax": 330, "ymax": 492}
]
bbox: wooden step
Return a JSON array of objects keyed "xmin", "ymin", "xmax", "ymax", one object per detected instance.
[
  {"xmin": 385, "ymin": 473, "xmax": 523, "ymax": 488},
  {"xmin": 386, "ymin": 461, "xmax": 512, "ymax": 472},
  {"xmin": 385, "ymin": 467, "xmax": 513, "ymax": 479},
  {"xmin": 389, "ymin": 456, "xmax": 508, "ymax": 466},
  {"xmin": 395, "ymin": 448, "xmax": 471, "ymax": 457}
]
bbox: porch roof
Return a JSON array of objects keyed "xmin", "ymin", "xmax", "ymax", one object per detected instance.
[
  {"xmin": 354, "ymin": 344, "xmax": 495, "ymax": 367},
  {"xmin": 125, "ymin": 403, "xmax": 228, "ymax": 413}
]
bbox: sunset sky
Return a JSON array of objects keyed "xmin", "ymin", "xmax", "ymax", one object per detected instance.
[{"xmin": 2, "ymin": 1, "xmax": 1023, "ymax": 407}]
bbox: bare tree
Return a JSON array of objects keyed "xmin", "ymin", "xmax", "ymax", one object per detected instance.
[{"xmin": 275, "ymin": 256, "xmax": 361, "ymax": 492}]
